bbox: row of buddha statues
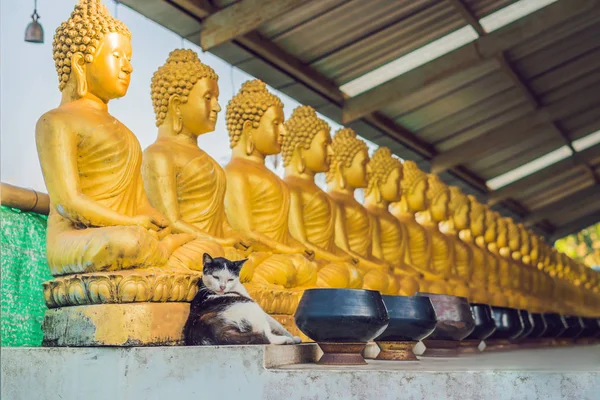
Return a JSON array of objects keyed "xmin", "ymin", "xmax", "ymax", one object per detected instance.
[{"xmin": 36, "ymin": 1, "xmax": 599, "ymax": 342}]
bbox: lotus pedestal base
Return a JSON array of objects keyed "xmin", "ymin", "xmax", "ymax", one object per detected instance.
[
  {"xmin": 458, "ymin": 340, "xmax": 482, "ymax": 354},
  {"xmin": 317, "ymin": 342, "xmax": 367, "ymax": 365},
  {"xmin": 421, "ymin": 340, "xmax": 459, "ymax": 357},
  {"xmin": 375, "ymin": 341, "xmax": 418, "ymax": 361}
]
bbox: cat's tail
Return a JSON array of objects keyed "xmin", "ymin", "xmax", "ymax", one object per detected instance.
[{"xmin": 218, "ymin": 324, "xmax": 270, "ymax": 345}]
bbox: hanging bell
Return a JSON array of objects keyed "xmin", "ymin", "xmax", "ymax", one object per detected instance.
[{"xmin": 25, "ymin": 9, "xmax": 44, "ymax": 44}]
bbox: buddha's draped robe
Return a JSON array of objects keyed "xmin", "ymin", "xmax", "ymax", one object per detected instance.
[
  {"xmin": 330, "ymin": 193, "xmax": 397, "ymax": 294},
  {"xmin": 224, "ymin": 160, "xmax": 317, "ymax": 289},
  {"xmin": 45, "ymin": 112, "xmax": 218, "ymax": 276},
  {"xmin": 286, "ymin": 179, "xmax": 362, "ymax": 289}
]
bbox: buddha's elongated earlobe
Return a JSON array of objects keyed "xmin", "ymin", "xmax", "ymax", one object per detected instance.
[
  {"xmin": 243, "ymin": 120, "xmax": 255, "ymax": 155},
  {"xmin": 72, "ymin": 53, "xmax": 87, "ymax": 98},
  {"xmin": 296, "ymin": 146, "xmax": 305, "ymax": 173},
  {"xmin": 246, "ymin": 133, "xmax": 255, "ymax": 156},
  {"xmin": 375, "ymin": 185, "xmax": 382, "ymax": 204},
  {"xmin": 168, "ymin": 95, "xmax": 183, "ymax": 133},
  {"xmin": 336, "ymin": 162, "xmax": 346, "ymax": 189}
]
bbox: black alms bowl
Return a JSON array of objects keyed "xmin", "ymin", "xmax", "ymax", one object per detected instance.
[
  {"xmin": 541, "ymin": 313, "xmax": 568, "ymax": 339},
  {"xmin": 415, "ymin": 293, "xmax": 475, "ymax": 341},
  {"xmin": 464, "ymin": 303, "xmax": 496, "ymax": 341},
  {"xmin": 528, "ymin": 313, "xmax": 548, "ymax": 339},
  {"xmin": 375, "ymin": 295, "xmax": 437, "ymax": 342},
  {"xmin": 558, "ymin": 316, "xmax": 585, "ymax": 339},
  {"xmin": 515, "ymin": 309, "xmax": 534, "ymax": 340},
  {"xmin": 580, "ymin": 317, "xmax": 600, "ymax": 338},
  {"xmin": 488, "ymin": 307, "xmax": 524, "ymax": 340},
  {"xmin": 294, "ymin": 288, "xmax": 390, "ymax": 343}
]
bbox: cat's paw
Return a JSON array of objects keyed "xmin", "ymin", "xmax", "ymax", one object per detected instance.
[{"xmin": 292, "ymin": 336, "xmax": 302, "ymax": 344}]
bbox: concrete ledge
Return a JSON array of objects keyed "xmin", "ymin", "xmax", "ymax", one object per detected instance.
[{"xmin": 2, "ymin": 344, "xmax": 599, "ymax": 399}]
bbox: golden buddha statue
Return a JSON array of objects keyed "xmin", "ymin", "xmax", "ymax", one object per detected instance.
[
  {"xmin": 363, "ymin": 147, "xmax": 420, "ymax": 296},
  {"xmin": 142, "ymin": 49, "xmax": 250, "ymax": 269},
  {"xmin": 439, "ymin": 186, "xmax": 486, "ymax": 301},
  {"xmin": 459, "ymin": 196, "xmax": 491, "ymax": 303},
  {"xmin": 326, "ymin": 129, "xmax": 398, "ymax": 295},
  {"xmin": 36, "ymin": 0, "xmax": 210, "ymax": 345},
  {"xmin": 223, "ymin": 80, "xmax": 318, "ymax": 321},
  {"xmin": 281, "ymin": 105, "xmax": 362, "ymax": 289},
  {"xmin": 479, "ymin": 210, "xmax": 508, "ymax": 306}
]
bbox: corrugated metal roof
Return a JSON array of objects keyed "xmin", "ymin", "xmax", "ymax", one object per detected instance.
[{"xmin": 122, "ymin": 0, "xmax": 600, "ymax": 238}]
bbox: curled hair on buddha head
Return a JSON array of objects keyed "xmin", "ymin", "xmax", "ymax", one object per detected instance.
[
  {"xmin": 151, "ymin": 49, "xmax": 218, "ymax": 127},
  {"xmin": 225, "ymin": 80, "xmax": 283, "ymax": 148},
  {"xmin": 426, "ymin": 174, "xmax": 449, "ymax": 204},
  {"xmin": 448, "ymin": 186, "xmax": 469, "ymax": 215},
  {"xmin": 326, "ymin": 128, "xmax": 368, "ymax": 183},
  {"xmin": 282, "ymin": 106, "xmax": 330, "ymax": 167},
  {"xmin": 53, "ymin": 0, "xmax": 131, "ymax": 91},
  {"xmin": 400, "ymin": 160, "xmax": 427, "ymax": 195},
  {"xmin": 366, "ymin": 147, "xmax": 402, "ymax": 195}
]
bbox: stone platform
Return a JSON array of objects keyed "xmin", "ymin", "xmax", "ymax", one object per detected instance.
[{"xmin": 1, "ymin": 344, "xmax": 599, "ymax": 400}]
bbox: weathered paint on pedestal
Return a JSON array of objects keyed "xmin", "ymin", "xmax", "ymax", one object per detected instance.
[{"xmin": 42, "ymin": 303, "xmax": 190, "ymax": 346}]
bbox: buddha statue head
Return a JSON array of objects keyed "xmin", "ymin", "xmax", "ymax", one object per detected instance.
[
  {"xmin": 226, "ymin": 80, "xmax": 284, "ymax": 157},
  {"xmin": 365, "ymin": 147, "xmax": 403, "ymax": 203},
  {"xmin": 326, "ymin": 128, "xmax": 369, "ymax": 190},
  {"xmin": 53, "ymin": 0, "xmax": 132, "ymax": 104},
  {"xmin": 151, "ymin": 49, "xmax": 219, "ymax": 137},
  {"xmin": 426, "ymin": 175, "xmax": 449, "ymax": 223},
  {"xmin": 506, "ymin": 219, "xmax": 521, "ymax": 253},
  {"xmin": 484, "ymin": 209, "xmax": 498, "ymax": 244},
  {"xmin": 530, "ymin": 233, "xmax": 540, "ymax": 266},
  {"xmin": 282, "ymin": 106, "xmax": 331, "ymax": 175},
  {"xmin": 468, "ymin": 196, "xmax": 486, "ymax": 237},
  {"xmin": 448, "ymin": 186, "xmax": 470, "ymax": 231},
  {"xmin": 519, "ymin": 224, "xmax": 531, "ymax": 259},
  {"xmin": 496, "ymin": 214, "xmax": 508, "ymax": 248},
  {"xmin": 400, "ymin": 161, "xmax": 429, "ymax": 213}
]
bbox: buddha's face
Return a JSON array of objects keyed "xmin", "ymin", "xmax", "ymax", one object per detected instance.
[
  {"xmin": 380, "ymin": 167, "xmax": 402, "ymax": 202},
  {"xmin": 85, "ymin": 32, "xmax": 133, "ymax": 102},
  {"xmin": 253, "ymin": 105, "xmax": 285, "ymax": 155},
  {"xmin": 471, "ymin": 209, "xmax": 485, "ymax": 236},
  {"xmin": 181, "ymin": 77, "xmax": 221, "ymax": 136},
  {"xmin": 344, "ymin": 149, "xmax": 369, "ymax": 188},
  {"xmin": 430, "ymin": 191, "xmax": 449, "ymax": 222},
  {"xmin": 304, "ymin": 130, "xmax": 331, "ymax": 173},
  {"xmin": 406, "ymin": 179, "xmax": 428, "ymax": 213},
  {"xmin": 454, "ymin": 203, "xmax": 470, "ymax": 230}
]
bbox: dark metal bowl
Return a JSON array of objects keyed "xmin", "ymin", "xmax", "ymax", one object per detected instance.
[
  {"xmin": 580, "ymin": 317, "xmax": 600, "ymax": 338},
  {"xmin": 463, "ymin": 303, "xmax": 496, "ymax": 341},
  {"xmin": 488, "ymin": 307, "xmax": 524, "ymax": 340},
  {"xmin": 540, "ymin": 313, "xmax": 568, "ymax": 338},
  {"xmin": 558, "ymin": 316, "xmax": 585, "ymax": 339},
  {"xmin": 528, "ymin": 313, "xmax": 548, "ymax": 339},
  {"xmin": 415, "ymin": 293, "xmax": 475, "ymax": 341},
  {"xmin": 375, "ymin": 295, "xmax": 437, "ymax": 342},
  {"xmin": 515, "ymin": 309, "xmax": 534, "ymax": 340},
  {"xmin": 294, "ymin": 288, "xmax": 390, "ymax": 343}
]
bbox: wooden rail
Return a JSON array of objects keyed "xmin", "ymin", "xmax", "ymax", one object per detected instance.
[{"xmin": 0, "ymin": 182, "xmax": 50, "ymax": 215}]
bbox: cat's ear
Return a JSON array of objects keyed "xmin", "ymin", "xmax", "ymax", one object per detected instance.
[
  {"xmin": 202, "ymin": 253, "xmax": 214, "ymax": 269},
  {"xmin": 231, "ymin": 259, "xmax": 248, "ymax": 274}
]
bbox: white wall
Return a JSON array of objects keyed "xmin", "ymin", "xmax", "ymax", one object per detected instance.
[{"xmin": 1, "ymin": 0, "xmax": 375, "ymax": 196}]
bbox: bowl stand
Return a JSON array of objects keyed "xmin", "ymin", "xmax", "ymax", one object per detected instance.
[
  {"xmin": 375, "ymin": 341, "xmax": 418, "ymax": 361},
  {"xmin": 317, "ymin": 342, "xmax": 367, "ymax": 365},
  {"xmin": 421, "ymin": 340, "xmax": 459, "ymax": 357}
]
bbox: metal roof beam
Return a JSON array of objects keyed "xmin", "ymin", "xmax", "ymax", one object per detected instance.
[
  {"xmin": 199, "ymin": 0, "xmax": 310, "ymax": 51},
  {"xmin": 524, "ymin": 183, "xmax": 600, "ymax": 227},
  {"xmin": 342, "ymin": 0, "xmax": 599, "ymax": 124},
  {"xmin": 550, "ymin": 209, "xmax": 600, "ymax": 242},
  {"xmin": 430, "ymin": 83, "xmax": 600, "ymax": 174},
  {"xmin": 486, "ymin": 158, "xmax": 594, "ymax": 207}
]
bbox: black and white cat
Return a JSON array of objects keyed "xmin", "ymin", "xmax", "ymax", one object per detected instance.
[{"xmin": 184, "ymin": 253, "xmax": 302, "ymax": 346}]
